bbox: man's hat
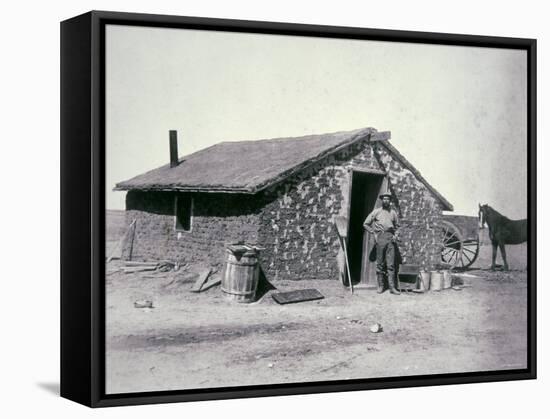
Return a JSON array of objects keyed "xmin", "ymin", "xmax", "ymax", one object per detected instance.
[{"xmin": 378, "ymin": 193, "xmax": 392, "ymax": 200}]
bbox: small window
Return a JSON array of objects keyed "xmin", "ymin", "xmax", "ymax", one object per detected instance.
[{"xmin": 174, "ymin": 195, "xmax": 193, "ymax": 232}]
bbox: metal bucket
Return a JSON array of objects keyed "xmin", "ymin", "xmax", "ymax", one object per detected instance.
[
  {"xmin": 442, "ymin": 270, "xmax": 453, "ymax": 289},
  {"xmin": 221, "ymin": 245, "xmax": 260, "ymax": 303},
  {"xmin": 417, "ymin": 271, "xmax": 431, "ymax": 292},
  {"xmin": 430, "ymin": 271, "xmax": 443, "ymax": 291}
]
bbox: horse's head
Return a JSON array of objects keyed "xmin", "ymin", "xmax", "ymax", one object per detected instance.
[{"xmin": 478, "ymin": 203, "xmax": 488, "ymax": 229}]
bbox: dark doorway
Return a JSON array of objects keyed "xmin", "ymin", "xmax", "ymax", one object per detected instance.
[{"xmin": 347, "ymin": 171, "xmax": 385, "ymax": 284}]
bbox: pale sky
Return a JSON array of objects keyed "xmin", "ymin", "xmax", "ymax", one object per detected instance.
[{"xmin": 106, "ymin": 24, "xmax": 527, "ymax": 218}]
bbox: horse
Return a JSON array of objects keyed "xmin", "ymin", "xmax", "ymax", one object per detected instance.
[{"xmin": 478, "ymin": 204, "xmax": 527, "ymax": 271}]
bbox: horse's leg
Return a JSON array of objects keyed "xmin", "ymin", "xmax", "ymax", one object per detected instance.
[
  {"xmin": 491, "ymin": 243, "xmax": 497, "ymax": 270},
  {"xmin": 499, "ymin": 242, "xmax": 509, "ymax": 271}
]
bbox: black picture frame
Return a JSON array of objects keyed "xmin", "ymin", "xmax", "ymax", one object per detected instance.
[{"xmin": 60, "ymin": 10, "xmax": 537, "ymax": 408}]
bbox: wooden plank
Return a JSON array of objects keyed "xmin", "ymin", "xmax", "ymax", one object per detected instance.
[
  {"xmin": 369, "ymin": 131, "xmax": 391, "ymax": 142},
  {"xmin": 350, "ymin": 167, "xmax": 387, "ymax": 176},
  {"xmin": 271, "ymin": 289, "xmax": 324, "ymax": 305},
  {"xmin": 353, "ymin": 283, "xmax": 377, "ymax": 290},
  {"xmin": 198, "ymin": 276, "xmax": 222, "ymax": 292},
  {"xmin": 125, "ymin": 220, "xmax": 137, "ymax": 261},
  {"xmin": 123, "ymin": 266, "xmax": 157, "ymax": 274},
  {"xmin": 190, "ymin": 268, "xmax": 212, "ymax": 292},
  {"xmin": 360, "ymin": 231, "xmax": 373, "ymax": 285},
  {"xmin": 106, "ymin": 219, "xmax": 136, "ymax": 263}
]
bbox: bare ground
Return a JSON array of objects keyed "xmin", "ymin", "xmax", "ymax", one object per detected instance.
[{"xmin": 105, "ymin": 263, "xmax": 527, "ymax": 394}]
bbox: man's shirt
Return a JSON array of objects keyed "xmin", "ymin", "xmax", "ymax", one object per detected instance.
[{"xmin": 363, "ymin": 207, "xmax": 399, "ymax": 234}]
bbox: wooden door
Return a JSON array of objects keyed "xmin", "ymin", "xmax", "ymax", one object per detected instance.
[{"xmin": 359, "ymin": 176, "xmax": 388, "ymax": 285}]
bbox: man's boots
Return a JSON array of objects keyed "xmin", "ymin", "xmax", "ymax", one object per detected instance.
[
  {"xmin": 376, "ymin": 273, "xmax": 386, "ymax": 294},
  {"xmin": 388, "ymin": 272, "xmax": 401, "ymax": 295}
]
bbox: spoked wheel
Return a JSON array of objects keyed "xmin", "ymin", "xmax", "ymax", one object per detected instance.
[
  {"xmin": 439, "ymin": 221, "xmax": 463, "ymax": 269},
  {"xmin": 456, "ymin": 238, "xmax": 480, "ymax": 269}
]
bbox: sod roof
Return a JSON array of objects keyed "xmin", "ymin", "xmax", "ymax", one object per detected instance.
[{"xmin": 114, "ymin": 127, "xmax": 453, "ymax": 211}]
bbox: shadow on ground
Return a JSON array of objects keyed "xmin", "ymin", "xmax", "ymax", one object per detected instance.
[{"xmin": 36, "ymin": 382, "xmax": 59, "ymax": 396}]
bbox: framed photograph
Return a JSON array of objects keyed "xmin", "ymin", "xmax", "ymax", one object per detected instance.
[{"xmin": 61, "ymin": 10, "xmax": 536, "ymax": 407}]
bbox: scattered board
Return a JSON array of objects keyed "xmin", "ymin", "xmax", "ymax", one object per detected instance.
[
  {"xmin": 190, "ymin": 268, "xmax": 212, "ymax": 292},
  {"xmin": 199, "ymin": 276, "xmax": 222, "ymax": 292},
  {"xmin": 123, "ymin": 266, "xmax": 157, "ymax": 274},
  {"xmin": 107, "ymin": 219, "xmax": 136, "ymax": 263},
  {"xmin": 271, "ymin": 289, "xmax": 324, "ymax": 305},
  {"xmin": 134, "ymin": 300, "xmax": 153, "ymax": 309}
]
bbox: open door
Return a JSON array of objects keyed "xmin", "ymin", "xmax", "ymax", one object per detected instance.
[{"xmin": 346, "ymin": 171, "xmax": 387, "ymax": 286}]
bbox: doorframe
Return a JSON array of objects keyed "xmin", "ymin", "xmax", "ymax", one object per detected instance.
[
  {"xmin": 344, "ymin": 167, "xmax": 387, "ymax": 285},
  {"xmin": 345, "ymin": 167, "xmax": 387, "ymax": 230}
]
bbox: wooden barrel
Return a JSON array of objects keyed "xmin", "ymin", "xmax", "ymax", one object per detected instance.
[{"xmin": 221, "ymin": 247, "xmax": 260, "ymax": 303}]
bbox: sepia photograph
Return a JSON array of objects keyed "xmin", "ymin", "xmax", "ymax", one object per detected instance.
[{"xmin": 103, "ymin": 22, "xmax": 529, "ymax": 395}]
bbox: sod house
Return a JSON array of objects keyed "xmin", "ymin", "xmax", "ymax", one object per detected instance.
[{"xmin": 114, "ymin": 127, "xmax": 453, "ymax": 284}]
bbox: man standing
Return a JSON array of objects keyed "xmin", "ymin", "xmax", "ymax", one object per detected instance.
[{"xmin": 363, "ymin": 193, "xmax": 400, "ymax": 295}]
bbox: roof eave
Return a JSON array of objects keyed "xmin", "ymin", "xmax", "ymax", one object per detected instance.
[
  {"xmin": 113, "ymin": 127, "xmax": 380, "ymax": 195},
  {"xmin": 379, "ymin": 141, "xmax": 454, "ymax": 212},
  {"xmin": 113, "ymin": 184, "xmax": 256, "ymax": 194}
]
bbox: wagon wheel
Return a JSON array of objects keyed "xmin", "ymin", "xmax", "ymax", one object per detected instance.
[
  {"xmin": 439, "ymin": 221, "xmax": 463, "ymax": 269},
  {"xmin": 458, "ymin": 238, "xmax": 480, "ymax": 269}
]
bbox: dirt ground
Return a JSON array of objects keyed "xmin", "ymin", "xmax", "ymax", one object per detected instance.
[
  {"xmin": 105, "ymin": 210, "xmax": 528, "ymax": 394},
  {"xmin": 105, "ymin": 261, "xmax": 528, "ymax": 394}
]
